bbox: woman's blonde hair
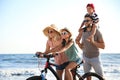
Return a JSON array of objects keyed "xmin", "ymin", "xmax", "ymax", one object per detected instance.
[
  {"xmin": 43, "ymin": 24, "xmax": 61, "ymax": 41},
  {"xmin": 52, "ymin": 31, "xmax": 61, "ymax": 41}
]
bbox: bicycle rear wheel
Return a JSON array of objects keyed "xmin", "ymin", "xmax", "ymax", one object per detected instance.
[{"xmin": 80, "ymin": 72, "xmax": 104, "ymax": 80}]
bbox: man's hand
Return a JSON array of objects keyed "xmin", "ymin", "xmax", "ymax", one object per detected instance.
[
  {"xmin": 77, "ymin": 43, "xmax": 84, "ymax": 49},
  {"xmin": 86, "ymin": 35, "xmax": 94, "ymax": 44},
  {"xmin": 75, "ymin": 38, "xmax": 79, "ymax": 44}
]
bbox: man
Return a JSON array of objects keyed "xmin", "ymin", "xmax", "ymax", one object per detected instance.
[{"xmin": 75, "ymin": 14, "xmax": 105, "ymax": 80}]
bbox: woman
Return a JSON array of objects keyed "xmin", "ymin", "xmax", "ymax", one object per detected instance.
[
  {"xmin": 59, "ymin": 28, "xmax": 81, "ymax": 80},
  {"xmin": 36, "ymin": 24, "xmax": 69, "ymax": 80}
]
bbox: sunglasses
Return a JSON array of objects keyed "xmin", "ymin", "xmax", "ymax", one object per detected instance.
[
  {"xmin": 48, "ymin": 30, "xmax": 53, "ymax": 34},
  {"xmin": 61, "ymin": 32, "xmax": 68, "ymax": 35},
  {"xmin": 84, "ymin": 20, "xmax": 91, "ymax": 22}
]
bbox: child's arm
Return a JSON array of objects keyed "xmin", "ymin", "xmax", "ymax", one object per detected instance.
[
  {"xmin": 45, "ymin": 40, "xmax": 74, "ymax": 54},
  {"xmin": 86, "ymin": 24, "xmax": 97, "ymax": 42},
  {"xmin": 54, "ymin": 40, "xmax": 74, "ymax": 53},
  {"xmin": 45, "ymin": 44, "xmax": 63, "ymax": 54},
  {"xmin": 91, "ymin": 24, "xmax": 97, "ymax": 37}
]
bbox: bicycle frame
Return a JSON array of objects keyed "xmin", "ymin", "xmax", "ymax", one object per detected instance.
[
  {"xmin": 71, "ymin": 61, "xmax": 83, "ymax": 80},
  {"xmin": 40, "ymin": 54, "xmax": 83, "ymax": 80},
  {"xmin": 29, "ymin": 54, "xmax": 104, "ymax": 80},
  {"xmin": 40, "ymin": 54, "xmax": 60, "ymax": 80}
]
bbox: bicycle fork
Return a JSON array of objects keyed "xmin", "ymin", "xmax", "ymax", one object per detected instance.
[{"xmin": 40, "ymin": 69, "xmax": 47, "ymax": 80}]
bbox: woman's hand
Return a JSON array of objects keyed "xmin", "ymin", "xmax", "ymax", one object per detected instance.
[{"xmin": 35, "ymin": 52, "xmax": 44, "ymax": 58}]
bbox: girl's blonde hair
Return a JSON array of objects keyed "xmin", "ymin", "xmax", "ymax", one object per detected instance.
[{"xmin": 60, "ymin": 28, "xmax": 72, "ymax": 39}]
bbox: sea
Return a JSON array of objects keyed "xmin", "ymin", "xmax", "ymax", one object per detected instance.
[{"xmin": 0, "ymin": 53, "xmax": 120, "ymax": 80}]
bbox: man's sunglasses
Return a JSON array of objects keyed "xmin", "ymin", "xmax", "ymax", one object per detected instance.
[{"xmin": 84, "ymin": 20, "xmax": 91, "ymax": 22}]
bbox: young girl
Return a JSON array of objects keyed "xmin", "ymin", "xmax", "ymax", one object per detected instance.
[
  {"xmin": 60, "ymin": 28, "xmax": 81, "ymax": 80},
  {"xmin": 76, "ymin": 3, "xmax": 99, "ymax": 44}
]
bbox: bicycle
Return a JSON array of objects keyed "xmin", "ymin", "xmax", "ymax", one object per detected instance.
[{"xmin": 26, "ymin": 53, "xmax": 104, "ymax": 80}]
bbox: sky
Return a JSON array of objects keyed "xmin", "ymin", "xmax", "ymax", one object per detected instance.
[{"xmin": 0, "ymin": 0, "xmax": 120, "ymax": 54}]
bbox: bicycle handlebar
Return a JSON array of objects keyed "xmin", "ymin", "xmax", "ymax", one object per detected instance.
[{"xmin": 35, "ymin": 53, "xmax": 58, "ymax": 58}]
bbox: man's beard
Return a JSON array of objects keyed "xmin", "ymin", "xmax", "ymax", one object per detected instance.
[{"xmin": 86, "ymin": 24, "xmax": 92, "ymax": 28}]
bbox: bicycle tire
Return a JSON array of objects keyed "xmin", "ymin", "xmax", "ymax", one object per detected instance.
[
  {"xmin": 79, "ymin": 72, "xmax": 104, "ymax": 80},
  {"xmin": 26, "ymin": 67, "xmax": 59, "ymax": 80},
  {"xmin": 26, "ymin": 76, "xmax": 42, "ymax": 80}
]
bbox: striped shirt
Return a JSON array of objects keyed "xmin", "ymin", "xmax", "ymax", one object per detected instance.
[{"xmin": 85, "ymin": 12, "xmax": 99, "ymax": 24}]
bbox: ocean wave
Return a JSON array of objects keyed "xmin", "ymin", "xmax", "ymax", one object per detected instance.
[
  {"xmin": 0, "ymin": 68, "xmax": 120, "ymax": 80},
  {"xmin": 0, "ymin": 54, "xmax": 120, "ymax": 80},
  {"xmin": 0, "ymin": 68, "xmax": 41, "ymax": 77}
]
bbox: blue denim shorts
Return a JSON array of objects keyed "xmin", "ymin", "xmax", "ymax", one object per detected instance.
[{"xmin": 56, "ymin": 62, "xmax": 69, "ymax": 70}]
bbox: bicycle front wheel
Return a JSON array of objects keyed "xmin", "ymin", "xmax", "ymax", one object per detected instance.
[
  {"xmin": 26, "ymin": 76, "xmax": 42, "ymax": 80},
  {"xmin": 80, "ymin": 72, "xmax": 104, "ymax": 80},
  {"xmin": 26, "ymin": 68, "xmax": 59, "ymax": 80}
]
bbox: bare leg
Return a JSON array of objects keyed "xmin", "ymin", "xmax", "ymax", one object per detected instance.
[
  {"xmin": 65, "ymin": 62, "xmax": 77, "ymax": 80},
  {"xmin": 87, "ymin": 76, "xmax": 91, "ymax": 80},
  {"xmin": 56, "ymin": 70, "xmax": 63, "ymax": 80}
]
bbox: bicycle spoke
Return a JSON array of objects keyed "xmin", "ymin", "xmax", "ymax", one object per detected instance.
[{"xmin": 83, "ymin": 76, "xmax": 102, "ymax": 80}]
